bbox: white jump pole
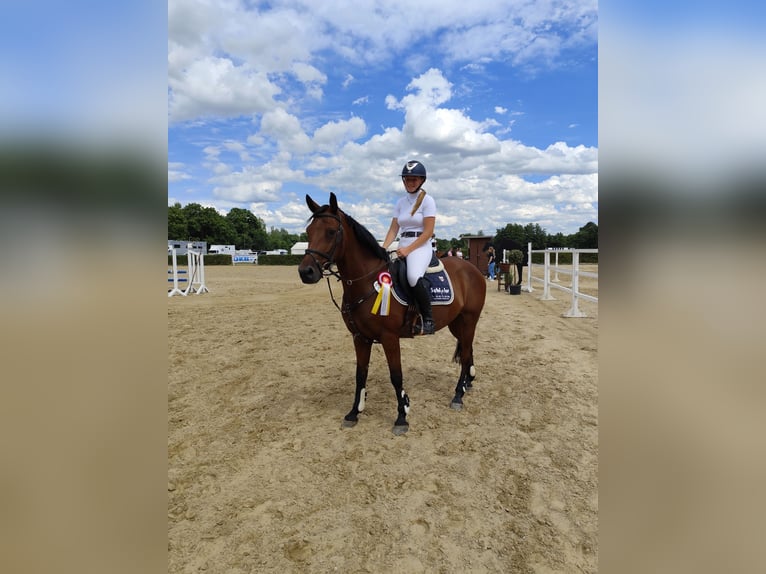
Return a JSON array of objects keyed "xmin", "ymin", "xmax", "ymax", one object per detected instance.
[
  {"xmin": 183, "ymin": 248, "xmax": 196, "ymax": 295},
  {"xmin": 168, "ymin": 248, "xmax": 209, "ymax": 297},
  {"xmin": 168, "ymin": 249, "xmax": 186, "ymax": 297},
  {"xmin": 191, "ymin": 251, "xmax": 209, "ymax": 294}
]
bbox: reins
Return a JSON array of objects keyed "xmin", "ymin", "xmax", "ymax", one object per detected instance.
[
  {"xmin": 307, "ymin": 211, "xmax": 389, "ymax": 310},
  {"xmin": 323, "ymin": 259, "xmax": 388, "ymax": 312}
]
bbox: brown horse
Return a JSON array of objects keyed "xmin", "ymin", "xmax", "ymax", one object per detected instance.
[{"xmin": 298, "ymin": 193, "xmax": 487, "ymax": 435}]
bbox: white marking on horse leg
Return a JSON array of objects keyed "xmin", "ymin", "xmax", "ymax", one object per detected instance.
[
  {"xmin": 469, "ymin": 365, "xmax": 476, "ymax": 377},
  {"xmin": 401, "ymin": 389, "xmax": 410, "ymax": 414},
  {"xmin": 358, "ymin": 388, "xmax": 366, "ymax": 412}
]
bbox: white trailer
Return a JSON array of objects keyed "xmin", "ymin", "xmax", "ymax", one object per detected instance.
[{"xmin": 209, "ymin": 244, "xmax": 236, "ymax": 255}]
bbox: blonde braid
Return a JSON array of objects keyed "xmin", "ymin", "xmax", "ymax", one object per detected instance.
[{"xmin": 410, "ymin": 189, "xmax": 426, "ymax": 216}]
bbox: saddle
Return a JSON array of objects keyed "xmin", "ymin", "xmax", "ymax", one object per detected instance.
[{"xmin": 390, "ymin": 253, "xmax": 454, "ymax": 306}]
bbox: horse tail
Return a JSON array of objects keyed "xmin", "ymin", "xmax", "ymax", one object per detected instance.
[{"xmin": 453, "ymin": 341, "xmax": 461, "ymax": 364}]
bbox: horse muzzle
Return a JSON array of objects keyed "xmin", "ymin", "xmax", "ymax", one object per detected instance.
[{"xmin": 298, "ymin": 261, "xmax": 322, "ymax": 284}]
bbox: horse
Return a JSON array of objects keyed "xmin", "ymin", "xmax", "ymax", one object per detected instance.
[{"xmin": 298, "ymin": 192, "xmax": 487, "ymax": 435}]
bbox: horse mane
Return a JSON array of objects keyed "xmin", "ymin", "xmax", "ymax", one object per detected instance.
[
  {"xmin": 310, "ymin": 204, "xmax": 389, "ymax": 261},
  {"xmin": 344, "ymin": 212, "xmax": 389, "ymax": 261}
]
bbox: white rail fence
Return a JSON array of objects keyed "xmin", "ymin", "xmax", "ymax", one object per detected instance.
[
  {"xmin": 523, "ymin": 243, "xmax": 598, "ymax": 318},
  {"xmin": 168, "ymin": 247, "xmax": 209, "ymax": 297}
]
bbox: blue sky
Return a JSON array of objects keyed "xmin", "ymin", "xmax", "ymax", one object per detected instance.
[{"xmin": 168, "ymin": 0, "xmax": 599, "ymax": 241}]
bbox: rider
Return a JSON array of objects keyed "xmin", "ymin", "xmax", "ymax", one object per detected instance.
[{"xmin": 382, "ymin": 160, "xmax": 437, "ymax": 335}]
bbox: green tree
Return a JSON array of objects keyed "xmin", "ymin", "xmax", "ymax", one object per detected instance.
[
  {"xmin": 267, "ymin": 227, "xmax": 300, "ymax": 251},
  {"xmin": 547, "ymin": 232, "xmax": 567, "ymax": 248},
  {"xmin": 570, "ymin": 222, "xmax": 598, "ymax": 249},
  {"xmin": 523, "ymin": 223, "xmax": 548, "ymax": 250},
  {"xmin": 494, "ymin": 222, "xmax": 548, "ymax": 250},
  {"xmin": 226, "ymin": 207, "xmax": 268, "ymax": 251},
  {"xmin": 168, "ymin": 202, "xmax": 187, "ymax": 240},
  {"xmin": 493, "ymin": 223, "xmax": 525, "ymax": 247},
  {"xmin": 181, "ymin": 203, "xmax": 236, "ymax": 245}
]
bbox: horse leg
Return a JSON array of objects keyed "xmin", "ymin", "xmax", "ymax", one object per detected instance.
[
  {"xmin": 381, "ymin": 335, "xmax": 409, "ymax": 435},
  {"xmin": 448, "ymin": 318, "xmax": 478, "ymax": 411},
  {"xmin": 342, "ymin": 336, "xmax": 372, "ymax": 428},
  {"xmin": 452, "ymin": 341, "xmax": 477, "ymax": 391}
]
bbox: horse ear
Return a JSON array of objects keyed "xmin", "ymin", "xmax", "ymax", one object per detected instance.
[
  {"xmin": 306, "ymin": 194, "xmax": 320, "ymax": 213},
  {"xmin": 329, "ymin": 192, "xmax": 338, "ymax": 213}
]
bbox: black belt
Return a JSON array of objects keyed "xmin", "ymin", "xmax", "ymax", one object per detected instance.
[{"xmin": 401, "ymin": 231, "xmax": 422, "ymax": 238}]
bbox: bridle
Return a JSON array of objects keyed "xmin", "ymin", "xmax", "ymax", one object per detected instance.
[
  {"xmin": 304, "ymin": 210, "xmax": 389, "ymax": 318},
  {"xmin": 304, "ymin": 212, "xmax": 344, "ymax": 281}
]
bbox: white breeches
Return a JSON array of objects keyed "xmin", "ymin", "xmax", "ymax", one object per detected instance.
[{"xmin": 399, "ymin": 237, "xmax": 432, "ymax": 286}]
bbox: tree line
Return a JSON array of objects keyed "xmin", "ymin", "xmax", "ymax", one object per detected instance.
[
  {"xmin": 168, "ymin": 202, "xmax": 302, "ymax": 252},
  {"xmin": 491, "ymin": 221, "xmax": 598, "ymax": 251},
  {"xmin": 169, "ymin": 202, "xmax": 597, "ymax": 252}
]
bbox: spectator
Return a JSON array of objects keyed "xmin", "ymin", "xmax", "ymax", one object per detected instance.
[{"xmin": 487, "ymin": 246, "xmax": 496, "ymax": 280}]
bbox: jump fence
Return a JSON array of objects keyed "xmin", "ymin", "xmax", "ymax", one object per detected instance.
[
  {"xmin": 168, "ymin": 248, "xmax": 209, "ymax": 297},
  {"xmin": 523, "ymin": 242, "xmax": 598, "ymax": 318}
]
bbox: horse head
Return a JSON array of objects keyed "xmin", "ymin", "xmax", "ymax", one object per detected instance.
[{"xmin": 299, "ymin": 193, "xmax": 344, "ymax": 284}]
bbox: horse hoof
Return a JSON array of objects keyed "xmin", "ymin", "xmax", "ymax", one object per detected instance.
[
  {"xmin": 392, "ymin": 424, "xmax": 409, "ymax": 436},
  {"xmin": 450, "ymin": 401, "xmax": 463, "ymax": 411},
  {"xmin": 341, "ymin": 419, "xmax": 358, "ymax": 429}
]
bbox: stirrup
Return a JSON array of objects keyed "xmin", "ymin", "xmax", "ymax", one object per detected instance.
[{"xmin": 413, "ymin": 314, "xmax": 435, "ymax": 335}]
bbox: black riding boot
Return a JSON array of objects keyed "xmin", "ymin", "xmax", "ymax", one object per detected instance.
[{"xmin": 412, "ymin": 277, "xmax": 435, "ymax": 335}]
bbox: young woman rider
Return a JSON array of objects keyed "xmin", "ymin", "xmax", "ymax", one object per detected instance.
[{"xmin": 382, "ymin": 160, "xmax": 437, "ymax": 335}]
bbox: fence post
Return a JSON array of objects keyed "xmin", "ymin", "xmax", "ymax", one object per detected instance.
[
  {"xmin": 523, "ymin": 241, "xmax": 533, "ymax": 292},
  {"xmin": 539, "ymin": 250, "xmax": 556, "ymax": 300},
  {"xmin": 563, "ymin": 250, "xmax": 587, "ymax": 317}
]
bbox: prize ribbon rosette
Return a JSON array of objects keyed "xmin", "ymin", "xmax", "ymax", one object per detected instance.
[{"xmin": 371, "ymin": 271, "xmax": 393, "ymax": 316}]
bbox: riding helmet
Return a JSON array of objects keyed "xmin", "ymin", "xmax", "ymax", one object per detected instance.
[{"xmin": 401, "ymin": 160, "xmax": 427, "ymax": 181}]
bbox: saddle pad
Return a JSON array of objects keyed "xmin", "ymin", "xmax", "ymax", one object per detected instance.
[{"xmin": 392, "ymin": 267, "xmax": 455, "ymax": 306}]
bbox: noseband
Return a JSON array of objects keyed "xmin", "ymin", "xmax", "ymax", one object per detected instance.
[{"xmin": 305, "ymin": 212, "xmax": 344, "ymax": 280}]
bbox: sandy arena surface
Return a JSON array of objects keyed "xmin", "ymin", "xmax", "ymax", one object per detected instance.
[{"xmin": 168, "ymin": 263, "xmax": 598, "ymax": 573}]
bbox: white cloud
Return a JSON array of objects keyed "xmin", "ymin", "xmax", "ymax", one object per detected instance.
[
  {"xmin": 291, "ymin": 62, "xmax": 326, "ymax": 85},
  {"xmin": 168, "ymin": 56, "xmax": 281, "ymax": 122},
  {"xmin": 211, "ymin": 165, "xmax": 284, "ymax": 203},
  {"xmin": 312, "ymin": 117, "xmax": 367, "ymax": 153},
  {"xmin": 259, "ymin": 108, "xmax": 312, "ymax": 154},
  {"xmin": 168, "ymin": 162, "xmax": 191, "ymax": 182},
  {"xmin": 291, "ymin": 62, "xmax": 327, "ymax": 100},
  {"xmin": 386, "ymin": 68, "xmax": 501, "ymax": 155},
  {"xmin": 168, "ymin": 1, "xmax": 599, "ymax": 236}
]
